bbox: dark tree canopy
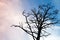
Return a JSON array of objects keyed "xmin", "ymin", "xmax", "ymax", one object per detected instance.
[{"xmin": 12, "ymin": 4, "xmax": 60, "ymax": 40}]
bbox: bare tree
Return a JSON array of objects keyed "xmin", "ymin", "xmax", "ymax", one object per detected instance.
[{"xmin": 12, "ymin": 4, "xmax": 59, "ymax": 40}]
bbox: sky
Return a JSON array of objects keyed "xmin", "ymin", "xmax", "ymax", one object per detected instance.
[{"xmin": 0, "ymin": 0, "xmax": 60, "ymax": 40}]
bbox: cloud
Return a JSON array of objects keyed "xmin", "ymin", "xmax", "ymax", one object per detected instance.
[
  {"xmin": 0, "ymin": 0, "xmax": 25, "ymax": 40},
  {"xmin": 40, "ymin": 26, "xmax": 60, "ymax": 40}
]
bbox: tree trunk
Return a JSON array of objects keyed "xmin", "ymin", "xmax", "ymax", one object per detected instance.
[
  {"xmin": 36, "ymin": 30, "xmax": 40, "ymax": 40},
  {"xmin": 36, "ymin": 27, "xmax": 42, "ymax": 40}
]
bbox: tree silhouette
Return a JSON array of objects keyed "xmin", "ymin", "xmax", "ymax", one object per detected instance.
[{"xmin": 12, "ymin": 4, "xmax": 59, "ymax": 40}]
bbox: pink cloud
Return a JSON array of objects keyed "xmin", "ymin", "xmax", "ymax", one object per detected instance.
[{"xmin": 0, "ymin": 0, "xmax": 24, "ymax": 40}]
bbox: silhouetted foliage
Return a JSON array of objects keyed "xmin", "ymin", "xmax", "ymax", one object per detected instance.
[{"xmin": 12, "ymin": 4, "xmax": 60, "ymax": 40}]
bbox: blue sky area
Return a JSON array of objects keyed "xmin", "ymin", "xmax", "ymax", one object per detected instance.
[
  {"xmin": 21, "ymin": 0, "xmax": 53, "ymax": 10},
  {"xmin": 20, "ymin": 0, "xmax": 60, "ymax": 25}
]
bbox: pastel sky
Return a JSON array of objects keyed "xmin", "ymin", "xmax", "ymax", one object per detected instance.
[{"xmin": 0, "ymin": 0, "xmax": 60, "ymax": 40}]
